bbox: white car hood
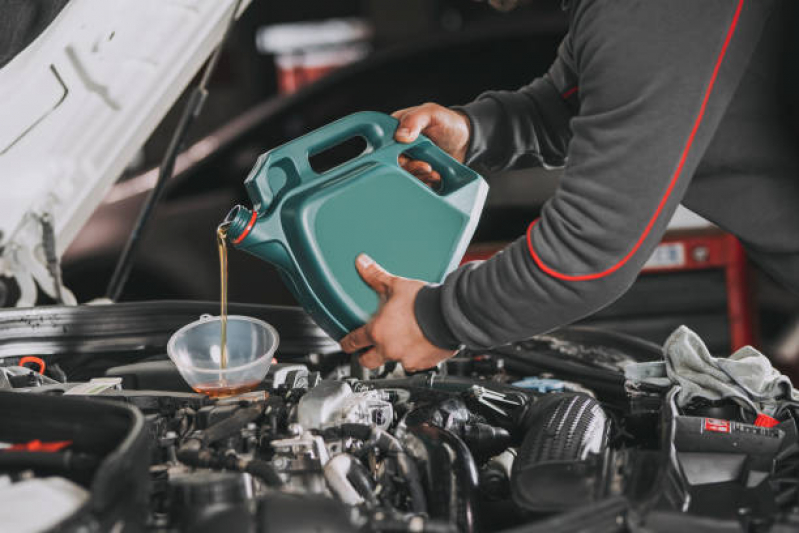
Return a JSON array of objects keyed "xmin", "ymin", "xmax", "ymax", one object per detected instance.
[{"xmin": 0, "ymin": 0, "xmax": 249, "ymax": 306}]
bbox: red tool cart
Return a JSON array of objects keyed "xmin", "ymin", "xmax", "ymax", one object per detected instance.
[{"xmin": 465, "ymin": 228, "xmax": 757, "ymax": 354}]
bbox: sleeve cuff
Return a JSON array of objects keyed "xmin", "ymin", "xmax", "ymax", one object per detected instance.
[
  {"xmin": 413, "ymin": 284, "xmax": 461, "ymax": 350},
  {"xmin": 451, "ymin": 97, "xmax": 502, "ymax": 167}
]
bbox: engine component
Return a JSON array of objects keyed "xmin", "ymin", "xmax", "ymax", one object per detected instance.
[
  {"xmin": 479, "ymin": 448, "xmax": 516, "ymax": 501},
  {"xmin": 674, "ymin": 414, "xmax": 784, "ymax": 486},
  {"xmin": 405, "ymin": 423, "xmax": 479, "ymax": 533},
  {"xmin": 177, "ymin": 400, "xmax": 283, "ymax": 488},
  {"xmin": 298, "ymin": 381, "xmax": 352, "ymax": 429},
  {"xmin": 324, "ymin": 453, "xmax": 378, "ymax": 507},
  {"xmin": 298, "ymin": 380, "xmax": 393, "ymax": 430},
  {"xmin": 169, "ymin": 472, "xmax": 253, "ymax": 532},
  {"xmin": 0, "ymin": 390, "xmax": 149, "ymax": 531},
  {"xmin": 269, "ymin": 363, "xmax": 312, "ymax": 389},
  {"xmin": 0, "ymin": 477, "xmax": 89, "ymax": 533},
  {"xmin": 256, "ymin": 492, "xmax": 356, "ymax": 533},
  {"xmin": 339, "ymin": 423, "xmax": 427, "ymax": 513},
  {"xmin": 271, "ymin": 429, "xmax": 330, "ymax": 493},
  {"xmin": 403, "ymin": 397, "xmax": 512, "ymax": 461},
  {"xmin": 511, "ymin": 393, "xmax": 611, "ymax": 512},
  {"xmin": 7, "ymin": 321, "xmax": 799, "ymax": 532}
]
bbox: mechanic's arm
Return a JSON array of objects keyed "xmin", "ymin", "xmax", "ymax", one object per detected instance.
[{"xmin": 343, "ymin": 0, "xmax": 768, "ymax": 369}]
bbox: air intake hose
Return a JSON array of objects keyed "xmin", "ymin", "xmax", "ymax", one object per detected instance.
[{"xmin": 511, "ymin": 393, "xmax": 610, "ymax": 512}]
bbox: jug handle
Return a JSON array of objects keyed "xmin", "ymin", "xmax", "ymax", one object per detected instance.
[
  {"xmin": 247, "ymin": 111, "xmax": 483, "ymax": 211},
  {"xmin": 246, "ymin": 111, "xmax": 399, "ymax": 211},
  {"xmin": 271, "ymin": 111, "xmax": 400, "ymax": 174},
  {"xmin": 382, "ymin": 138, "xmax": 484, "ymax": 195}
]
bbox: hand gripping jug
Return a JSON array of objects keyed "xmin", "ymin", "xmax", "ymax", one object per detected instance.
[{"xmin": 224, "ymin": 111, "xmax": 488, "ymax": 340}]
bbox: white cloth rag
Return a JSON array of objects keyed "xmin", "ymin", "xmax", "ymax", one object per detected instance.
[{"xmin": 626, "ymin": 326, "xmax": 797, "ymax": 414}]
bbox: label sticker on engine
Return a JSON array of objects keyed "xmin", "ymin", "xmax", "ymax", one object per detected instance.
[
  {"xmin": 704, "ymin": 418, "xmax": 731, "ymax": 433},
  {"xmin": 644, "ymin": 243, "xmax": 686, "ymax": 270}
]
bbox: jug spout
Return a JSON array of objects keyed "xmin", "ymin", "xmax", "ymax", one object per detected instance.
[
  {"xmin": 223, "ymin": 205, "xmax": 292, "ymax": 270},
  {"xmin": 225, "ymin": 205, "xmax": 257, "ymax": 245}
]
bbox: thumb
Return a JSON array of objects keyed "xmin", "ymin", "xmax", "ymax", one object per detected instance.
[
  {"xmin": 396, "ymin": 110, "xmax": 432, "ymax": 143},
  {"xmin": 356, "ymin": 254, "xmax": 394, "ymax": 295}
]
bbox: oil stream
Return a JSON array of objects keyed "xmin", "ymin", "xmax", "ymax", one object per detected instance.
[{"xmin": 217, "ymin": 222, "xmax": 230, "ymax": 371}]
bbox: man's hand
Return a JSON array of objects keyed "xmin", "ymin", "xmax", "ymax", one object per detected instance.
[
  {"xmin": 392, "ymin": 103, "xmax": 472, "ymax": 188},
  {"xmin": 340, "ymin": 254, "xmax": 457, "ymax": 372}
]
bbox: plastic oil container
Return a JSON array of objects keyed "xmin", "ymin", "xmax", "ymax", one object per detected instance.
[{"xmin": 224, "ymin": 111, "xmax": 488, "ymax": 340}]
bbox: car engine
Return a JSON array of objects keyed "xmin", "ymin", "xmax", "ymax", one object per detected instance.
[{"xmin": 1, "ymin": 303, "xmax": 799, "ymax": 533}]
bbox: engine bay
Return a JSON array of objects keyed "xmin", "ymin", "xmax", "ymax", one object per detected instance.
[{"xmin": 1, "ymin": 302, "xmax": 799, "ymax": 533}]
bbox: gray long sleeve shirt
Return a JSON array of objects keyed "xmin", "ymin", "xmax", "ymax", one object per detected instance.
[{"xmin": 414, "ymin": 0, "xmax": 799, "ymax": 350}]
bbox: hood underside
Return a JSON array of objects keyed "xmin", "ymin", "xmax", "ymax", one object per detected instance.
[{"xmin": 0, "ymin": 0, "xmax": 250, "ymax": 306}]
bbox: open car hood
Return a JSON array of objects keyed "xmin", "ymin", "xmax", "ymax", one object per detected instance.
[{"xmin": 0, "ymin": 0, "xmax": 249, "ymax": 306}]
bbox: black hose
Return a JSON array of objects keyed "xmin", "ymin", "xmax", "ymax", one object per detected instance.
[
  {"xmin": 176, "ymin": 442, "xmax": 283, "ymax": 488},
  {"xmin": 340, "ymin": 423, "xmax": 427, "ymax": 514},
  {"xmin": 503, "ymin": 356, "xmax": 626, "ymax": 402},
  {"xmin": 175, "ymin": 402, "xmax": 281, "ymax": 488},
  {"xmin": 369, "ymin": 428, "xmax": 426, "ymax": 514},
  {"xmin": 405, "ymin": 424, "xmax": 479, "ymax": 533},
  {"xmin": 243, "ymin": 458, "xmax": 284, "ymax": 487},
  {"xmin": 0, "ymin": 451, "xmax": 99, "ymax": 471},
  {"xmin": 345, "ymin": 458, "xmax": 379, "ymax": 508},
  {"xmin": 200, "ymin": 403, "xmax": 264, "ymax": 444}
]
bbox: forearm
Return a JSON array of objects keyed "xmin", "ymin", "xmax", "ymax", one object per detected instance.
[
  {"xmin": 415, "ymin": 0, "xmax": 772, "ymax": 350},
  {"xmin": 455, "ymin": 76, "xmax": 573, "ymax": 172},
  {"xmin": 414, "ymin": 237, "xmax": 640, "ymax": 349}
]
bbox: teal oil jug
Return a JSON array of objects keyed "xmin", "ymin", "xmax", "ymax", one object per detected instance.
[{"xmin": 224, "ymin": 111, "xmax": 488, "ymax": 340}]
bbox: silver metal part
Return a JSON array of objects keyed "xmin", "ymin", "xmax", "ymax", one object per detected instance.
[
  {"xmin": 324, "ymin": 454, "xmax": 364, "ymax": 506},
  {"xmin": 469, "ymin": 385, "xmax": 521, "ymax": 417},
  {"xmin": 297, "ymin": 380, "xmax": 393, "ymax": 430},
  {"xmin": 298, "ymin": 380, "xmax": 353, "ymax": 430},
  {"xmin": 271, "ymin": 430, "xmax": 330, "ymax": 494},
  {"xmin": 334, "ymin": 389, "xmax": 393, "ymax": 430},
  {"xmin": 271, "ymin": 431, "xmax": 330, "ymax": 466},
  {"xmin": 271, "ymin": 364, "xmax": 310, "ymax": 389}
]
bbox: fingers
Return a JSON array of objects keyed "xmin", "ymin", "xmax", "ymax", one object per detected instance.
[
  {"xmin": 359, "ymin": 348, "xmax": 385, "ymax": 370},
  {"xmin": 400, "ymin": 157, "xmax": 442, "ymax": 188},
  {"xmin": 340, "ymin": 325, "xmax": 373, "ymax": 353},
  {"xmin": 395, "ymin": 109, "xmax": 432, "ymax": 143},
  {"xmin": 404, "ymin": 159, "xmax": 433, "ymax": 176},
  {"xmin": 406, "ymin": 162, "xmax": 441, "ymax": 187},
  {"xmin": 391, "ymin": 108, "xmax": 412, "ymax": 120},
  {"xmin": 406, "ymin": 161, "xmax": 441, "ymax": 185},
  {"xmin": 355, "ymin": 254, "xmax": 394, "ymax": 295}
]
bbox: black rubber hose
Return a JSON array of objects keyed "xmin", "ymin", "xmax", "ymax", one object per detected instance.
[
  {"xmin": 405, "ymin": 424, "xmax": 479, "ymax": 533},
  {"xmin": 340, "ymin": 423, "xmax": 427, "ymax": 514},
  {"xmin": 243, "ymin": 458, "xmax": 284, "ymax": 487},
  {"xmin": 503, "ymin": 357, "xmax": 626, "ymax": 402},
  {"xmin": 176, "ymin": 442, "xmax": 283, "ymax": 488},
  {"xmin": 200, "ymin": 403, "xmax": 264, "ymax": 444},
  {"xmin": 344, "ymin": 457, "xmax": 379, "ymax": 508},
  {"xmin": 0, "ymin": 451, "xmax": 99, "ymax": 471},
  {"xmin": 176, "ymin": 440, "xmax": 219, "ymax": 469},
  {"xmin": 368, "ymin": 428, "xmax": 426, "ymax": 514}
]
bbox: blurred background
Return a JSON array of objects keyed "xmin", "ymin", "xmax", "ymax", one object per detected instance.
[{"xmin": 36, "ymin": 0, "xmax": 796, "ymax": 370}]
